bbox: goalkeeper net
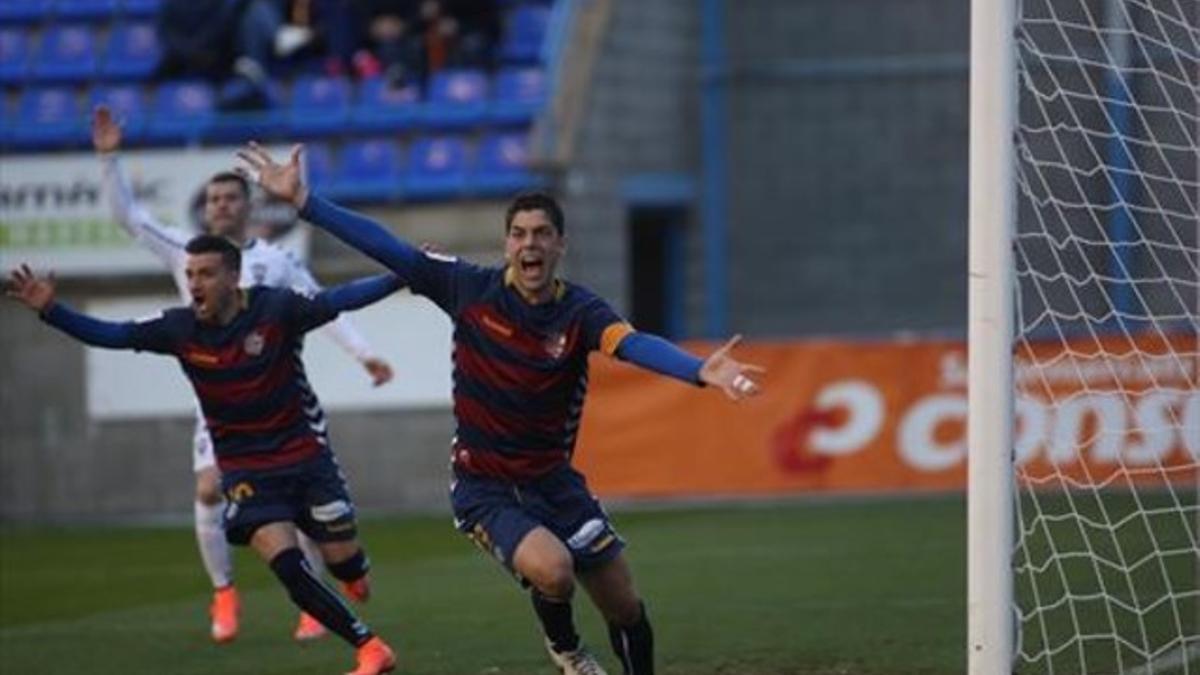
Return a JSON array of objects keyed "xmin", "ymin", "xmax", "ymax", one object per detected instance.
[{"xmin": 1012, "ymin": 0, "xmax": 1199, "ymax": 672}]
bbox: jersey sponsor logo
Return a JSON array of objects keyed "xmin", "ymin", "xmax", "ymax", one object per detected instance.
[
  {"xmin": 184, "ymin": 350, "xmax": 220, "ymax": 366},
  {"xmin": 243, "ymin": 331, "xmax": 265, "ymax": 357},
  {"xmin": 310, "ymin": 499, "xmax": 352, "ymax": 523},
  {"xmin": 481, "ymin": 314, "xmax": 514, "ymax": 338}
]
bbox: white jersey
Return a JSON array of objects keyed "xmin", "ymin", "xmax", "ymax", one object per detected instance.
[{"xmin": 102, "ymin": 153, "xmax": 379, "ymax": 470}]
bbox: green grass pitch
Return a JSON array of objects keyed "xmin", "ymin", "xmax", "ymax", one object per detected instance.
[{"xmin": 2, "ymin": 498, "xmax": 970, "ymax": 674}]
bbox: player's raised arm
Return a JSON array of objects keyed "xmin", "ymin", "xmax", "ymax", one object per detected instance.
[
  {"xmin": 289, "ymin": 274, "xmax": 405, "ymax": 335},
  {"xmin": 614, "ymin": 331, "xmax": 764, "ymax": 401},
  {"xmin": 236, "ymin": 142, "xmax": 424, "ymax": 276},
  {"xmin": 93, "ymin": 105, "xmax": 190, "ymax": 267},
  {"xmin": 284, "ymin": 254, "xmax": 394, "ymax": 386},
  {"xmin": 6, "ymin": 264, "xmax": 170, "ymax": 351}
]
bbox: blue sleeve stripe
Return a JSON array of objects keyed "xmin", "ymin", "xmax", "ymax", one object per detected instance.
[{"xmin": 614, "ymin": 332, "xmax": 704, "ymax": 385}]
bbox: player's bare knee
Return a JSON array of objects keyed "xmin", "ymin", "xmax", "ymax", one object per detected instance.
[{"xmin": 528, "ymin": 555, "xmax": 575, "ymax": 599}]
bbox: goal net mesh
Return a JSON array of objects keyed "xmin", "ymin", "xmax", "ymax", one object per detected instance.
[{"xmin": 1013, "ymin": 0, "xmax": 1199, "ymax": 672}]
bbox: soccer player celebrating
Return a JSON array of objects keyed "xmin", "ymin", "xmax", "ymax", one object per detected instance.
[
  {"xmin": 6, "ymin": 236, "xmax": 399, "ymax": 675},
  {"xmin": 240, "ymin": 143, "xmax": 763, "ymax": 675},
  {"xmin": 91, "ymin": 106, "xmax": 394, "ymax": 642}
]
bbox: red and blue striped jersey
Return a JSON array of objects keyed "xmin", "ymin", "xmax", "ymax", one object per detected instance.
[
  {"xmin": 403, "ymin": 253, "xmax": 634, "ymax": 481},
  {"xmin": 122, "ymin": 287, "xmax": 347, "ymax": 472}
]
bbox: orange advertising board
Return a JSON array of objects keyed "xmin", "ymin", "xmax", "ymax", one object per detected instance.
[{"xmin": 573, "ymin": 333, "xmax": 1198, "ymax": 498}]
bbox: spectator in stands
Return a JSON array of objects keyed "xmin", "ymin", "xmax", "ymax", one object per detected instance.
[
  {"xmin": 156, "ymin": 0, "xmax": 282, "ymax": 110},
  {"xmin": 432, "ymin": 0, "xmax": 500, "ymax": 71},
  {"xmin": 360, "ymin": 0, "xmax": 427, "ymax": 88}
]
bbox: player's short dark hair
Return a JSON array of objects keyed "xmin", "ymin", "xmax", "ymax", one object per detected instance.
[
  {"xmin": 185, "ymin": 234, "xmax": 241, "ymax": 272},
  {"xmin": 505, "ymin": 191, "xmax": 564, "ymax": 235},
  {"xmin": 207, "ymin": 171, "xmax": 250, "ymax": 198}
]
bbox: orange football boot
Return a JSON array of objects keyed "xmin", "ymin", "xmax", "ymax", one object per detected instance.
[
  {"xmin": 209, "ymin": 586, "xmax": 240, "ymax": 643},
  {"xmin": 340, "ymin": 576, "xmax": 371, "ymax": 603},
  {"xmin": 345, "ymin": 636, "xmax": 396, "ymax": 675}
]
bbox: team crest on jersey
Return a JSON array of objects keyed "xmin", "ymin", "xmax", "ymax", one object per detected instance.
[
  {"xmin": 243, "ymin": 331, "xmax": 265, "ymax": 356},
  {"xmin": 250, "ymin": 262, "xmax": 267, "ymax": 284},
  {"xmin": 544, "ymin": 332, "xmax": 567, "ymax": 359}
]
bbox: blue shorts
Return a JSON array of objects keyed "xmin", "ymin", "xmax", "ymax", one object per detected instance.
[
  {"xmin": 221, "ymin": 453, "xmax": 357, "ymax": 546},
  {"xmin": 450, "ymin": 464, "xmax": 625, "ymax": 582}
]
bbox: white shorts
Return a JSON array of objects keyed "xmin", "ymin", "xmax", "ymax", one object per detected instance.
[{"xmin": 193, "ymin": 416, "xmax": 217, "ymax": 473}]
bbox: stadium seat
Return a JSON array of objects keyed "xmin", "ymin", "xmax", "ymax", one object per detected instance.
[
  {"xmin": 327, "ymin": 138, "xmax": 403, "ymax": 202},
  {"xmin": 0, "ymin": 28, "xmax": 30, "ymax": 84},
  {"xmin": 471, "ymin": 132, "xmax": 544, "ymax": 197},
  {"xmin": 351, "ymin": 77, "xmax": 420, "ymax": 133},
  {"xmin": 302, "ymin": 142, "xmax": 335, "ymax": 192},
  {"xmin": 489, "ymin": 67, "xmax": 546, "ymax": 126},
  {"xmin": 101, "ymin": 23, "xmax": 160, "ymax": 80},
  {"xmin": 404, "ymin": 136, "xmax": 470, "ymax": 201},
  {"xmin": 32, "ymin": 24, "xmax": 100, "ymax": 82},
  {"xmin": 146, "ymin": 80, "xmax": 214, "ymax": 143},
  {"xmin": 0, "ymin": 0, "xmax": 52, "ymax": 25},
  {"xmin": 119, "ymin": 0, "xmax": 160, "ymax": 17},
  {"xmin": 90, "ymin": 84, "xmax": 147, "ymax": 142},
  {"xmin": 422, "ymin": 69, "xmax": 487, "ymax": 130},
  {"xmin": 500, "ymin": 4, "xmax": 549, "ymax": 64},
  {"xmin": 288, "ymin": 75, "xmax": 351, "ymax": 136},
  {"xmin": 54, "ymin": 0, "xmax": 119, "ymax": 21},
  {"xmin": 7, "ymin": 87, "xmax": 85, "ymax": 149},
  {"xmin": 205, "ymin": 80, "xmax": 284, "ymax": 142}
]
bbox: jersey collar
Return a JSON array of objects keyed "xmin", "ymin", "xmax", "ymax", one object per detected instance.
[{"xmin": 503, "ymin": 265, "xmax": 567, "ymax": 304}]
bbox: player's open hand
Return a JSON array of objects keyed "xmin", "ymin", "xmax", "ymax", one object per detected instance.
[
  {"xmin": 363, "ymin": 356, "xmax": 394, "ymax": 387},
  {"xmin": 91, "ymin": 105, "xmax": 122, "ymax": 153},
  {"xmin": 699, "ymin": 334, "xmax": 764, "ymax": 401},
  {"xmin": 237, "ymin": 141, "xmax": 308, "ymax": 209},
  {"xmin": 6, "ymin": 264, "xmax": 56, "ymax": 313}
]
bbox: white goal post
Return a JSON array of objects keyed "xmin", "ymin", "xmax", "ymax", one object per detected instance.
[{"xmin": 970, "ymin": 0, "xmax": 1198, "ymax": 674}]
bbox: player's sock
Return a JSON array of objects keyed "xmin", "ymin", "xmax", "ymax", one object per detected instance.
[
  {"xmin": 607, "ymin": 602, "xmax": 654, "ymax": 675},
  {"xmin": 297, "ymin": 531, "xmax": 329, "ymax": 579},
  {"xmin": 327, "ymin": 548, "xmax": 370, "ymax": 582},
  {"xmin": 268, "ymin": 547, "xmax": 373, "ymax": 647},
  {"xmin": 194, "ymin": 499, "xmax": 233, "ymax": 588},
  {"xmin": 531, "ymin": 589, "xmax": 580, "ymax": 653}
]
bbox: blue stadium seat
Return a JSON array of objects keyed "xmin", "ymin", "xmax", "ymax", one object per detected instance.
[
  {"xmin": 472, "ymin": 132, "xmax": 544, "ymax": 197},
  {"xmin": 489, "ymin": 67, "xmax": 545, "ymax": 126},
  {"xmin": 422, "ymin": 69, "xmax": 487, "ymax": 130},
  {"xmin": 119, "ymin": 0, "xmax": 160, "ymax": 17},
  {"xmin": 146, "ymin": 80, "xmax": 214, "ymax": 142},
  {"xmin": 90, "ymin": 84, "xmax": 146, "ymax": 142},
  {"xmin": 55, "ymin": 0, "xmax": 119, "ymax": 21},
  {"xmin": 351, "ymin": 77, "xmax": 420, "ymax": 133},
  {"xmin": 500, "ymin": 4, "xmax": 549, "ymax": 64},
  {"xmin": 303, "ymin": 142, "xmax": 335, "ymax": 192},
  {"xmin": 328, "ymin": 138, "xmax": 403, "ymax": 202},
  {"xmin": 0, "ymin": 28, "xmax": 30, "ymax": 84},
  {"xmin": 0, "ymin": 1, "xmax": 52, "ymax": 25},
  {"xmin": 7, "ymin": 87, "xmax": 85, "ymax": 149},
  {"xmin": 404, "ymin": 136, "xmax": 470, "ymax": 201},
  {"xmin": 32, "ymin": 24, "xmax": 99, "ymax": 82},
  {"xmin": 205, "ymin": 80, "xmax": 284, "ymax": 142},
  {"xmin": 101, "ymin": 23, "xmax": 160, "ymax": 80},
  {"xmin": 288, "ymin": 75, "xmax": 351, "ymax": 136}
]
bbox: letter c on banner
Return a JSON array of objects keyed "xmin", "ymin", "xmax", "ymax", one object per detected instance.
[
  {"xmin": 808, "ymin": 380, "xmax": 885, "ymax": 456},
  {"xmin": 899, "ymin": 394, "xmax": 968, "ymax": 471}
]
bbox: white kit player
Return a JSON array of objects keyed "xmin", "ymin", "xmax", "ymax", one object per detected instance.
[{"xmin": 91, "ymin": 106, "xmax": 394, "ymax": 644}]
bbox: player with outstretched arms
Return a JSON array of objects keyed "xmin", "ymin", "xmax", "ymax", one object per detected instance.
[
  {"xmin": 92, "ymin": 106, "xmax": 394, "ymax": 643},
  {"xmin": 7, "ymin": 236, "xmax": 399, "ymax": 675},
  {"xmin": 240, "ymin": 142, "xmax": 764, "ymax": 675}
]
